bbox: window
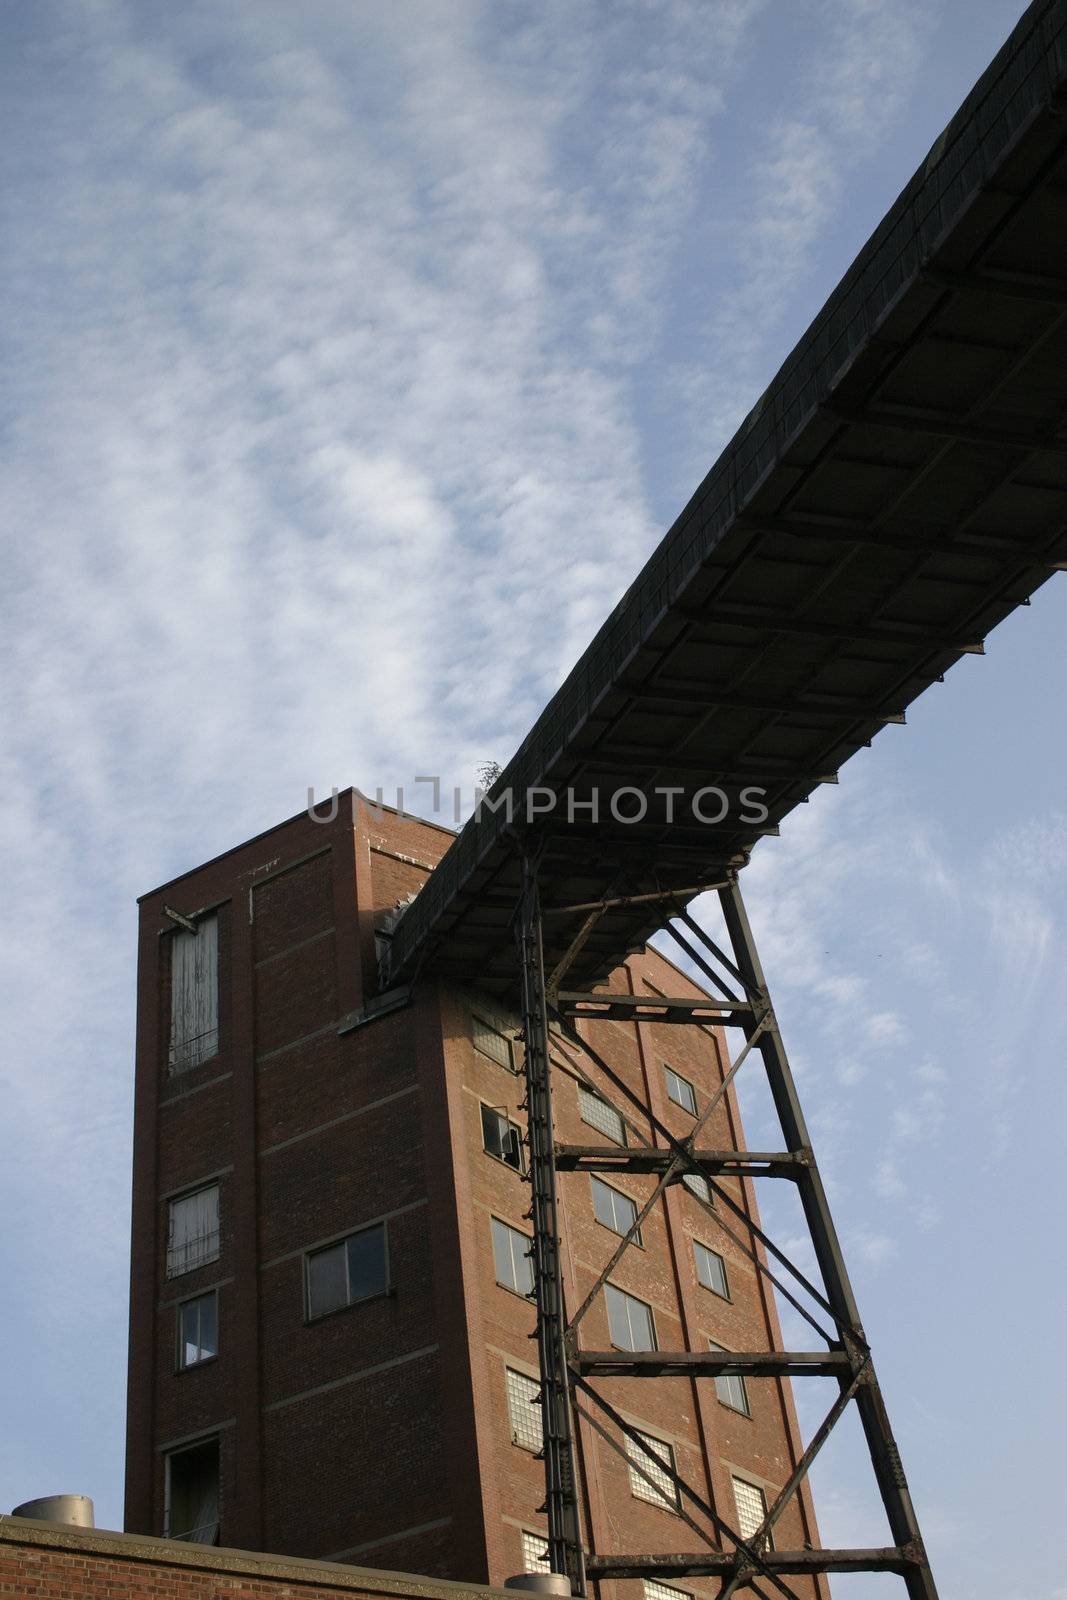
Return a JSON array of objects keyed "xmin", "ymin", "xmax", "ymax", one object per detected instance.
[
  {"xmin": 506, "ymin": 1367, "xmax": 543, "ymax": 1451},
  {"xmin": 709, "ymin": 1340, "xmax": 750, "ymax": 1415},
  {"xmin": 732, "ymin": 1476, "xmax": 771, "ymax": 1544},
  {"xmin": 169, "ymin": 915, "xmax": 219, "ymax": 1072},
  {"xmin": 605, "ymin": 1283, "xmax": 656, "ymax": 1352},
  {"xmin": 591, "ymin": 1176, "xmax": 641, "ymax": 1243},
  {"xmin": 694, "ymin": 1240, "xmax": 729, "ymax": 1298},
  {"xmin": 473, "ymin": 1014, "xmax": 517, "ymax": 1071},
  {"xmin": 521, "ymin": 1529, "xmax": 551, "ymax": 1574},
  {"xmin": 306, "ymin": 1223, "xmax": 388, "ymax": 1319},
  {"xmin": 626, "ymin": 1428, "xmax": 678, "ymax": 1509},
  {"xmin": 682, "ymin": 1173, "xmax": 713, "ymax": 1206},
  {"xmin": 644, "ymin": 1582, "xmax": 692, "ymax": 1600},
  {"xmin": 177, "ymin": 1292, "xmax": 218, "ymax": 1370},
  {"xmin": 578, "ymin": 1084, "xmax": 627, "ymax": 1144},
  {"xmin": 491, "ymin": 1217, "xmax": 534, "ymax": 1298},
  {"xmin": 481, "ymin": 1104, "xmax": 525, "ymax": 1172},
  {"xmin": 165, "ymin": 1437, "xmax": 219, "ymax": 1544},
  {"xmin": 664, "ymin": 1065, "xmax": 697, "ymax": 1115},
  {"xmin": 167, "ymin": 1185, "xmax": 220, "ymax": 1278}
]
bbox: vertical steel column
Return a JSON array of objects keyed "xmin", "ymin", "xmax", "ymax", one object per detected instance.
[
  {"xmin": 718, "ymin": 878, "xmax": 936, "ymax": 1600},
  {"xmin": 518, "ymin": 853, "xmax": 587, "ymax": 1594}
]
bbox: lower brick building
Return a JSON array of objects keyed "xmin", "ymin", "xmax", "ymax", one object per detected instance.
[{"xmin": 126, "ymin": 789, "xmax": 825, "ymax": 1596}]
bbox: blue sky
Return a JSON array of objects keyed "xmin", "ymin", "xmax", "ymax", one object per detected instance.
[{"xmin": 0, "ymin": 2, "xmax": 1062, "ymax": 1597}]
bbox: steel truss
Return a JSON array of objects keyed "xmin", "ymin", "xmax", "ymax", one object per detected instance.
[{"xmin": 514, "ymin": 855, "xmax": 938, "ymax": 1600}]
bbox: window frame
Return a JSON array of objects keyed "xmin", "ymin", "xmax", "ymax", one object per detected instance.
[
  {"xmin": 731, "ymin": 1473, "xmax": 772, "ymax": 1546},
  {"xmin": 626, "ymin": 1427, "xmax": 679, "ymax": 1511},
  {"xmin": 168, "ymin": 913, "xmax": 220, "ymax": 1075},
  {"xmin": 480, "ymin": 1101, "xmax": 526, "ymax": 1174},
  {"xmin": 505, "ymin": 1365, "xmax": 544, "ymax": 1453},
  {"xmin": 708, "ymin": 1338, "xmax": 750, "ymax": 1416},
  {"xmin": 490, "ymin": 1215, "xmax": 535, "ymax": 1300},
  {"xmin": 577, "ymin": 1083, "xmax": 627, "ymax": 1145},
  {"xmin": 472, "ymin": 1013, "xmax": 519, "ymax": 1073},
  {"xmin": 166, "ymin": 1182, "xmax": 221, "ymax": 1280},
  {"xmin": 693, "ymin": 1238, "xmax": 730, "ymax": 1300},
  {"xmin": 304, "ymin": 1221, "xmax": 390, "ymax": 1323},
  {"xmin": 604, "ymin": 1281, "xmax": 657, "ymax": 1352},
  {"xmin": 176, "ymin": 1289, "xmax": 219, "ymax": 1373},
  {"xmin": 664, "ymin": 1064, "xmax": 697, "ymax": 1115},
  {"xmin": 163, "ymin": 1434, "xmax": 220, "ymax": 1545},
  {"xmin": 590, "ymin": 1175, "xmax": 642, "ymax": 1245},
  {"xmin": 520, "ymin": 1528, "xmax": 551, "ymax": 1574}
]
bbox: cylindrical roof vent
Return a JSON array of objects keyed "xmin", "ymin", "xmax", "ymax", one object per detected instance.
[
  {"xmin": 505, "ymin": 1575, "xmax": 571, "ymax": 1597},
  {"xmin": 11, "ymin": 1495, "xmax": 95, "ymax": 1528}
]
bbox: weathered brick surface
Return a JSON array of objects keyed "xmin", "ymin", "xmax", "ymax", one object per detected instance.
[
  {"xmin": 128, "ymin": 793, "xmax": 825, "ymax": 1595},
  {"xmin": 0, "ymin": 1519, "xmax": 510, "ymax": 1600}
]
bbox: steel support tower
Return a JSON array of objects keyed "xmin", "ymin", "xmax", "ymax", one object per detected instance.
[{"xmin": 516, "ymin": 856, "xmax": 937, "ymax": 1600}]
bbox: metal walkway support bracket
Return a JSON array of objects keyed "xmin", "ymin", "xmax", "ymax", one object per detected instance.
[{"xmin": 515, "ymin": 859, "xmax": 939, "ymax": 1600}]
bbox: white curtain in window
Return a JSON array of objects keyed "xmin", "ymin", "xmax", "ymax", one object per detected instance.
[
  {"xmin": 168, "ymin": 1186, "xmax": 220, "ymax": 1276},
  {"xmin": 170, "ymin": 915, "xmax": 219, "ymax": 1071}
]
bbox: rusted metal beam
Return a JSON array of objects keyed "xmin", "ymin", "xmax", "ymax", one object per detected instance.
[
  {"xmin": 587, "ymin": 1548, "xmax": 922, "ymax": 1578},
  {"xmin": 571, "ymin": 1350, "xmax": 852, "ymax": 1378},
  {"xmin": 553, "ymin": 1144, "xmax": 806, "ymax": 1178}
]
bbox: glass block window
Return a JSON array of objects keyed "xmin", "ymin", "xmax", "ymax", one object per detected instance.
[
  {"xmin": 177, "ymin": 1292, "xmax": 218, "ymax": 1370},
  {"xmin": 521, "ymin": 1529, "xmax": 551, "ymax": 1574},
  {"xmin": 167, "ymin": 1185, "xmax": 220, "ymax": 1278},
  {"xmin": 481, "ymin": 1104, "xmax": 525, "ymax": 1172},
  {"xmin": 709, "ymin": 1340, "xmax": 750, "ymax": 1415},
  {"xmin": 605, "ymin": 1283, "xmax": 656, "ymax": 1351},
  {"xmin": 694, "ymin": 1239, "xmax": 729, "ymax": 1298},
  {"xmin": 682, "ymin": 1173, "xmax": 713, "ymax": 1205},
  {"xmin": 591, "ymin": 1176, "xmax": 641, "ymax": 1242},
  {"xmin": 472, "ymin": 1014, "xmax": 516, "ymax": 1070},
  {"xmin": 626, "ymin": 1429, "xmax": 678, "ymax": 1509},
  {"xmin": 732, "ymin": 1476, "xmax": 770, "ymax": 1543},
  {"xmin": 506, "ymin": 1367, "xmax": 543, "ymax": 1451},
  {"xmin": 306, "ymin": 1223, "xmax": 388, "ymax": 1319},
  {"xmin": 664, "ymin": 1065, "xmax": 697, "ymax": 1114},
  {"xmin": 578, "ymin": 1084, "xmax": 626, "ymax": 1144},
  {"xmin": 492, "ymin": 1217, "xmax": 535, "ymax": 1297}
]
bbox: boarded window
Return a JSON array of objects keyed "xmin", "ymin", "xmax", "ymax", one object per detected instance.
[
  {"xmin": 167, "ymin": 1185, "xmax": 220, "ymax": 1278},
  {"xmin": 169, "ymin": 915, "xmax": 219, "ymax": 1072},
  {"xmin": 165, "ymin": 1437, "xmax": 219, "ymax": 1543}
]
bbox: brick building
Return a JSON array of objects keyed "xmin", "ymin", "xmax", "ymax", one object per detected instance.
[{"xmin": 126, "ymin": 789, "xmax": 825, "ymax": 1596}]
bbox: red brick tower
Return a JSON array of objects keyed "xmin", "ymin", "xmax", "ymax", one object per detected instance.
[{"xmin": 125, "ymin": 789, "xmax": 825, "ymax": 1596}]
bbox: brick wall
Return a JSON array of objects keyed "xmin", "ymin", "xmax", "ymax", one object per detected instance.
[
  {"xmin": 0, "ymin": 1517, "xmax": 515, "ymax": 1600},
  {"xmin": 127, "ymin": 792, "xmax": 826, "ymax": 1596}
]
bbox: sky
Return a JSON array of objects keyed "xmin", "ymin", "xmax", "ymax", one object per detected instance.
[{"xmin": 0, "ymin": 1, "xmax": 1062, "ymax": 1596}]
